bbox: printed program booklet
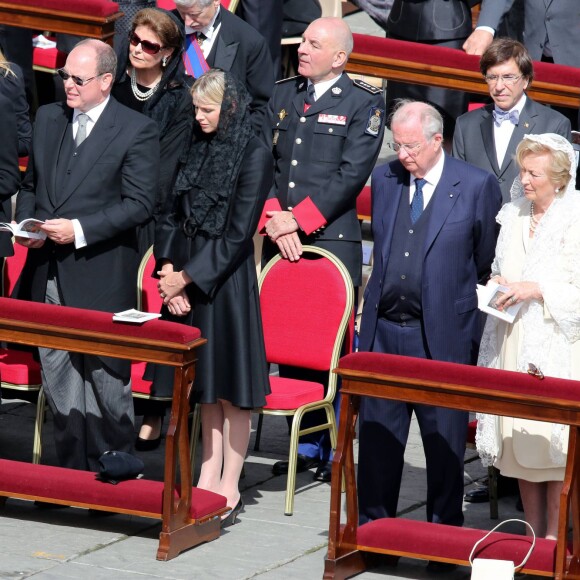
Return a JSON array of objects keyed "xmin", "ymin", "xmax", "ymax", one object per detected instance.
[
  {"xmin": 113, "ymin": 309, "xmax": 162, "ymax": 324},
  {"xmin": 476, "ymin": 283, "xmax": 523, "ymax": 323},
  {"xmin": 0, "ymin": 219, "xmax": 46, "ymax": 239}
]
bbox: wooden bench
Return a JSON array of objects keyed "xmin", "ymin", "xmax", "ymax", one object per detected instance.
[
  {"xmin": 0, "ymin": 296, "xmax": 228, "ymax": 561},
  {"xmin": 347, "ymin": 34, "xmax": 580, "ymax": 110},
  {"xmin": 0, "ymin": 0, "xmax": 123, "ymax": 45},
  {"xmin": 325, "ymin": 352, "xmax": 580, "ymax": 579}
]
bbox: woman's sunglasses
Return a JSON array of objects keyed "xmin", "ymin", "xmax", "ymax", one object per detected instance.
[{"xmin": 129, "ymin": 32, "xmax": 162, "ymax": 55}]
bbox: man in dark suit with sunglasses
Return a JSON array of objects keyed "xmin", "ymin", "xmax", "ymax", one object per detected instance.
[
  {"xmin": 173, "ymin": 0, "xmax": 273, "ymax": 130},
  {"xmin": 14, "ymin": 39, "xmax": 159, "ymax": 472}
]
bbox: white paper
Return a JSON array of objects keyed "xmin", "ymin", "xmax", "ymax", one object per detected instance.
[
  {"xmin": 477, "ymin": 282, "xmax": 523, "ymax": 323},
  {"xmin": 113, "ymin": 309, "xmax": 161, "ymax": 324}
]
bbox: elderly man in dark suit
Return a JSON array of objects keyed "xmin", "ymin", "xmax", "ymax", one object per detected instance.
[
  {"xmin": 15, "ymin": 39, "xmax": 159, "ymax": 471},
  {"xmin": 173, "ymin": 0, "xmax": 273, "ymax": 129},
  {"xmin": 259, "ymin": 16, "xmax": 385, "ymax": 482},
  {"xmin": 453, "ymin": 38, "xmax": 571, "ymax": 204},
  {"xmin": 357, "ymin": 101, "xmax": 501, "ymax": 571}
]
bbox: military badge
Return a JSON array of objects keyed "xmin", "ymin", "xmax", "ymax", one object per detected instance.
[
  {"xmin": 365, "ymin": 107, "xmax": 384, "ymax": 137},
  {"xmin": 318, "ymin": 114, "xmax": 347, "ymax": 125},
  {"xmin": 278, "ymin": 109, "xmax": 287, "ymax": 121},
  {"xmin": 331, "ymin": 86, "xmax": 342, "ymax": 95}
]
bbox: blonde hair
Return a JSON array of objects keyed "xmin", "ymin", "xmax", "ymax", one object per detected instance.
[
  {"xmin": 190, "ymin": 69, "xmax": 225, "ymax": 106},
  {"xmin": 516, "ymin": 139, "xmax": 572, "ymax": 193},
  {"xmin": 0, "ymin": 48, "xmax": 15, "ymax": 78}
]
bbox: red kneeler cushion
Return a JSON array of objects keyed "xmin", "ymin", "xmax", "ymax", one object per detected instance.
[
  {"xmin": 26, "ymin": 0, "xmax": 120, "ymax": 17},
  {"xmin": 357, "ymin": 519, "xmax": 563, "ymax": 574},
  {"xmin": 0, "ymin": 459, "xmax": 226, "ymax": 519},
  {"xmin": 352, "ymin": 34, "xmax": 580, "ymax": 90},
  {"xmin": 0, "ymin": 298, "xmax": 200, "ymax": 345},
  {"xmin": 339, "ymin": 352, "xmax": 580, "ymax": 404}
]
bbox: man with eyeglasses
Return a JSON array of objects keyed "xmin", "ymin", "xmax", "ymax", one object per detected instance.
[
  {"xmin": 172, "ymin": 0, "xmax": 273, "ymax": 130},
  {"xmin": 357, "ymin": 101, "xmax": 501, "ymax": 571},
  {"xmin": 14, "ymin": 39, "xmax": 159, "ymax": 472},
  {"xmin": 453, "ymin": 38, "xmax": 571, "ymax": 204}
]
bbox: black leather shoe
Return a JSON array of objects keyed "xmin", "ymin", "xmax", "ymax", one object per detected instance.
[
  {"xmin": 313, "ymin": 461, "xmax": 332, "ymax": 482},
  {"xmin": 426, "ymin": 560, "xmax": 458, "ymax": 573},
  {"xmin": 272, "ymin": 454, "xmax": 318, "ymax": 476},
  {"xmin": 221, "ymin": 498, "xmax": 244, "ymax": 528},
  {"xmin": 464, "ymin": 485, "xmax": 490, "ymax": 503},
  {"xmin": 135, "ymin": 435, "xmax": 161, "ymax": 452}
]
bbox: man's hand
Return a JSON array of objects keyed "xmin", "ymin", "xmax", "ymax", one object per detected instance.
[
  {"xmin": 15, "ymin": 236, "xmax": 44, "ymax": 249},
  {"xmin": 41, "ymin": 219, "xmax": 75, "ymax": 245},
  {"xmin": 265, "ymin": 210, "xmax": 299, "ymax": 241},
  {"xmin": 276, "ymin": 232, "xmax": 302, "ymax": 262},
  {"xmin": 463, "ymin": 29, "xmax": 494, "ymax": 55}
]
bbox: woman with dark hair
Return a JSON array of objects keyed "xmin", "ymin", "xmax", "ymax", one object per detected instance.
[
  {"xmin": 113, "ymin": 7, "xmax": 192, "ymax": 256},
  {"xmin": 151, "ymin": 69, "xmax": 272, "ymax": 525}
]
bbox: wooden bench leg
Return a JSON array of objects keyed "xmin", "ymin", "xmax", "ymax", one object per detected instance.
[
  {"xmin": 157, "ymin": 518, "xmax": 221, "ymax": 561},
  {"xmin": 324, "ymin": 550, "xmax": 367, "ymax": 580}
]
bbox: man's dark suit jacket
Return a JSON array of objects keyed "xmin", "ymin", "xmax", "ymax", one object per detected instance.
[
  {"xmin": 0, "ymin": 92, "xmax": 20, "ymax": 257},
  {"xmin": 175, "ymin": 7, "xmax": 274, "ymax": 129},
  {"xmin": 359, "ymin": 155, "xmax": 502, "ymax": 365},
  {"xmin": 15, "ymin": 97, "xmax": 159, "ymax": 316},
  {"xmin": 453, "ymin": 97, "xmax": 571, "ymax": 203}
]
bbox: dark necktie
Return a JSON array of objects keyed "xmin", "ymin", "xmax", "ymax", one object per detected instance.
[
  {"xmin": 304, "ymin": 84, "xmax": 316, "ymax": 106},
  {"xmin": 75, "ymin": 113, "xmax": 89, "ymax": 148},
  {"xmin": 410, "ymin": 178, "xmax": 426, "ymax": 224},
  {"xmin": 492, "ymin": 108, "xmax": 520, "ymax": 127}
]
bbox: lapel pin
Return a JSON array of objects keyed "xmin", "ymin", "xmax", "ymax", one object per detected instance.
[
  {"xmin": 278, "ymin": 109, "xmax": 287, "ymax": 121},
  {"xmin": 331, "ymin": 86, "xmax": 342, "ymax": 95},
  {"xmin": 524, "ymin": 122, "xmax": 529, "ymax": 128}
]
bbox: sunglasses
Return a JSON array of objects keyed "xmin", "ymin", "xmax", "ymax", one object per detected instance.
[
  {"xmin": 129, "ymin": 31, "xmax": 162, "ymax": 55},
  {"xmin": 57, "ymin": 68, "xmax": 104, "ymax": 87}
]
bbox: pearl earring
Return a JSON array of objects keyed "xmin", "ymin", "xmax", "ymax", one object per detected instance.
[
  {"xmin": 555, "ymin": 187, "xmax": 561, "ymax": 193},
  {"xmin": 162, "ymin": 56, "xmax": 168, "ymax": 67}
]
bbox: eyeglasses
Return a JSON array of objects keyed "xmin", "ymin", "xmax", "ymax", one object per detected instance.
[
  {"xmin": 484, "ymin": 74, "xmax": 523, "ymax": 86},
  {"xmin": 527, "ymin": 363, "xmax": 544, "ymax": 380},
  {"xmin": 57, "ymin": 68, "xmax": 104, "ymax": 87},
  {"xmin": 388, "ymin": 142, "xmax": 422, "ymax": 155},
  {"xmin": 129, "ymin": 31, "xmax": 162, "ymax": 55}
]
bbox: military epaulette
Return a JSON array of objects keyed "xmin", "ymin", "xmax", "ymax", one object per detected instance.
[
  {"xmin": 353, "ymin": 79, "xmax": 382, "ymax": 94},
  {"xmin": 276, "ymin": 75, "xmax": 300, "ymax": 84}
]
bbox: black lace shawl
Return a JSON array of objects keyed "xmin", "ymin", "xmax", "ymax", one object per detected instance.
[
  {"xmin": 173, "ymin": 71, "xmax": 254, "ymax": 239},
  {"xmin": 114, "ymin": 8, "xmax": 189, "ymax": 139}
]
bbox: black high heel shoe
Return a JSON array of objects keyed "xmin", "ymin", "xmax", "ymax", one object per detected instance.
[
  {"xmin": 135, "ymin": 435, "xmax": 161, "ymax": 451},
  {"xmin": 220, "ymin": 497, "xmax": 244, "ymax": 528}
]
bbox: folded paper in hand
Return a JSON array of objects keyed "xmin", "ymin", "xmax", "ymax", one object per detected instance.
[
  {"xmin": 0, "ymin": 218, "xmax": 46, "ymax": 240},
  {"xmin": 476, "ymin": 283, "xmax": 523, "ymax": 323},
  {"xmin": 113, "ymin": 309, "xmax": 161, "ymax": 324}
]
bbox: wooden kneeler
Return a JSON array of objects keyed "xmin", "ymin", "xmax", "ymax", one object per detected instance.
[
  {"xmin": 0, "ymin": 297, "xmax": 228, "ymax": 561},
  {"xmin": 325, "ymin": 352, "xmax": 580, "ymax": 579}
]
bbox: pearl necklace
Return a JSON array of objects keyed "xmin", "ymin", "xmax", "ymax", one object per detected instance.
[
  {"xmin": 130, "ymin": 68, "xmax": 161, "ymax": 102},
  {"xmin": 529, "ymin": 201, "xmax": 541, "ymax": 232}
]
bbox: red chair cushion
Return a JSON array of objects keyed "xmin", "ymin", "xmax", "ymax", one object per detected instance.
[
  {"xmin": 31, "ymin": 0, "xmax": 119, "ymax": 17},
  {"xmin": 264, "ymin": 376, "xmax": 324, "ymax": 410},
  {"xmin": 0, "ymin": 348, "xmax": 41, "ymax": 385},
  {"xmin": 33, "ymin": 46, "xmax": 66, "ymax": 70},
  {"xmin": 140, "ymin": 253, "xmax": 163, "ymax": 314},
  {"xmin": 0, "ymin": 458, "xmax": 226, "ymax": 519},
  {"xmin": 4, "ymin": 244, "xmax": 28, "ymax": 297},
  {"xmin": 131, "ymin": 361, "xmax": 152, "ymax": 395},
  {"xmin": 357, "ymin": 518, "xmax": 562, "ymax": 574}
]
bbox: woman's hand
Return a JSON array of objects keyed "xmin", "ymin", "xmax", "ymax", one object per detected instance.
[
  {"xmin": 158, "ymin": 269, "xmax": 192, "ymax": 302},
  {"xmin": 488, "ymin": 274, "xmax": 508, "ymax": 286},
  {"xmin": 494, "ymin": 281, "xmax": 543, "ymax": 311},
  {"xmin": 166, "ymin": 290, "xmax": 192, "ymax": 317}
]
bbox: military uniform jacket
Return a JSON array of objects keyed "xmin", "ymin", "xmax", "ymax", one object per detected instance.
[{"xmin": 259, "ymin": 74, "xmax": 384, "ymax": 279}]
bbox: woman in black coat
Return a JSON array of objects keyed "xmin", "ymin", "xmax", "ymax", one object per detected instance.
[
  {"xmin": 153, "ymin": 69, "xmax": 273, "ymax": 525},
  {"xmin": 113, "ymin": 7, "xmax": 193, "ymax": 256}
]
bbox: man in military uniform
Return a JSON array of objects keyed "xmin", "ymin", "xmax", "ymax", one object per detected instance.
[{"xmin": 259, "ymin": 16, "xmax": 385, "ymax": 482}]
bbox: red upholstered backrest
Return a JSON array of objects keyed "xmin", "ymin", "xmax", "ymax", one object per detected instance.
[
  {"xmin": 156, "ymin": 0, "xmax": 176, "ymax": 9},
  {"xmin": 352, "ymin": 34, "xmax": 580, "ymax": 89},
  {"xmin": 356, "ymin": 185, "xmax": 371, "ymax": 219},
  {"xmin": 137, "ymin": 248, "xmax": 163, "ymax": 314},
  {"xmin": 28, "ymin": 0, "xmax": 120, "ymax": 17},
  {"xmin": 339, "ymin": 352, "xmax": 580, "ymax": 403},
  {"xmin": 3, "ymin": 243, "xmax": 27, "ymax": 298},
  {"xmin": 260, "ymin": 250, "xmax": 352, "ymax": 370},
  {"xmin": 0, "ymin": 297, "xmax": 200, "ymax": 344}
]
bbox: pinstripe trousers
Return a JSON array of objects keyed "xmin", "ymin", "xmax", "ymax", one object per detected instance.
[{"xmin": 39, "ymin": 275, "xmax": 135, "ymax": 471}]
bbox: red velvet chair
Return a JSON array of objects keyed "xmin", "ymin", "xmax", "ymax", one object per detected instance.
[
  {"xmin": 0, "ymin": 243, "xmax": 45, "ymax": 463},
  {"xmin": 256, "ymin": 246, "xmax": 354, "ymax": 515}
]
